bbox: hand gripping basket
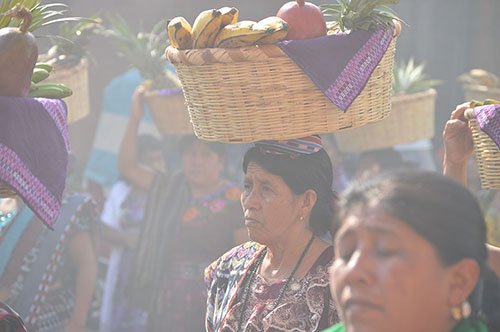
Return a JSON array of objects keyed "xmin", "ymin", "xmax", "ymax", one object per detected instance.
[
  {"xmin": 165, "ymin": 33, "xmax": 398, "ymax": 143},
  {"xmin": 44, "ymin": 58, "xmax": 90, "ymax": 123},
  {"xmin": 465, "ymin": 109, "xmax": 500, "ymax": 189},
  {"xmin": 334, "ymin": 89, "xmax": 437, "ymax": 152},
  {"xmin": 144, "ymin": 89, "xmax": 193, "ymax": 135}
]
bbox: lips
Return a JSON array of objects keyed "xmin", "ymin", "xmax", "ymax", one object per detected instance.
[
  {"xmin": 343, "ymin": 298, "xmax": 384, "ymax": 313},
  {"xmin": 244, "ymin": 217, "xmax": 259, "ymax": 226}
]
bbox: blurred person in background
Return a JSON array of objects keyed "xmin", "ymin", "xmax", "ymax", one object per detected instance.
[
  {"xmin": 0, "ymin": 192, "xmax": 98, "ymax": 332},
  {"xmin": 353, "ymin": 148, "xmax": 413, "ymax": 182},
  {"xmin": 118, "ymin": 86, "xmax": 246, "ymax": 331},
  {"xmin": 327, "ymin": 171, "xmax": 500, "ymax": 332},
  {"xmin": 98, "ymin": 134, "xmax": 164, "ymax": 332}
]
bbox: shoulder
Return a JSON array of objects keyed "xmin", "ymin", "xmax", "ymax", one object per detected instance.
[{"xmin": 205, "ymin": 242, "xmax": 263, "ymax": 283}]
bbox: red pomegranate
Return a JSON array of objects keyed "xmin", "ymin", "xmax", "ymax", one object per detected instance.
[{"xmin": 277, "ymin": 0, "xmax": 327, "ymax": 40}]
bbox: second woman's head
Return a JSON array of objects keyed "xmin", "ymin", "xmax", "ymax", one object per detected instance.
[
  {"xmin": 331, "ymin": 171, "xmax": 500, "ymax": 332},
  {"xmin": 179, "ymin": 136, "xmax": 226, "ymax": 190},
  {"xmin": 241, "ymin": 136, "xmax": 335, "ymax": 245}
]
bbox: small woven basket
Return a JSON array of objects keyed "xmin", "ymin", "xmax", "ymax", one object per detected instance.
[
  {"xmin": 144, "ymin": 89, "xmax": 193, "ymax": 135},
  {"xmin": 166, "ymin": 36, "xmax": 397, "ymax": 143},
  {"xmin": 335, "ymin": 89, "xmax": 437, "ymax": 152},
  {"xmin": 463, "ymin": 84, "xmax": 500, "ymax": 102},
  {"xmin": 44, "ymin": 58, "xmax": 90, "ymax": 123},
  {"xmin": 465, "ymin": 109, "xmax": 500, "ymax": 189},
  {"xmin": 0, "ymin": 182, "xmax": 16, "ymax": 198}
]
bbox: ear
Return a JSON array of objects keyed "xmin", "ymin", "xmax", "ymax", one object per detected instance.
[
  {"xmin": 299, "ymin": 189, "xmax": 317, "ymax": 219},
  {"xmin": 446, "ymin": 258, "xmax": 481, "ymax": 307}
]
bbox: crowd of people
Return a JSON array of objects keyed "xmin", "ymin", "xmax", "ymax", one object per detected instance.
[{"xmin": 0, "ymin": 85, "xmax": 499, "ymax": 332}]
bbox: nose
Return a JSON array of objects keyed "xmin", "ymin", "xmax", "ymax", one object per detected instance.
[
  {"xmin": 344, "ymin": 248, "xmax": 375, "ymax": 286},
  {"xmin": 241, "ymin": 187, "xmax": 260, "ymax": 212}
]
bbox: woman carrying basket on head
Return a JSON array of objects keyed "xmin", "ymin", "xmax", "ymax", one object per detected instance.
[
  {"xmin": 118, "ymin": 86, "xmax": 247, "ymax": 332},
  {"xmin": 205, "ymin": 135, "xmax": 340, "ymax": 332}
]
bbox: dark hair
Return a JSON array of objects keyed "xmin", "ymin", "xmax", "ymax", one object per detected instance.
[
  {"xmin": 243, "ymin": 147, "xmax": 334, "ymax": 236},
  {"xmin": 137, "ymin": 134, "xmax": 162, "ymax": 160},
  {"xmin": 335, "ymin": 171, "xmax": 500, "ymax": 330},
  {"xmin": 178, "ymin": 135, "xmax": 227, "ymax": 160}
]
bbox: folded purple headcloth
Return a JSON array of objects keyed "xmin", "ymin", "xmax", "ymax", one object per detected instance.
[
  {"xmin": 473, "ymin": 104, "xmax": 500, "ymax": 148},
  {"xmin": 278, "ymin": 25, "xmax": 394, "ymax": 112},
  {"xmin": 0, "ymin": 97, "xmax": 69, "ymax": 229}
]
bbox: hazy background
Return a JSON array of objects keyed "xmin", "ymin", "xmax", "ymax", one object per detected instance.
[{"xmin": 56, "ymin": 0, "xmax": 500, "ymax": 173}]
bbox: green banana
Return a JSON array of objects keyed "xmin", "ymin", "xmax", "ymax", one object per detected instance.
[
  {"xmin": 483, "ymin": 99, "xmax": 500, "ymax": 105},
  {"xmin": 35, "ymin": 63, "xmax": 54, "ymax": 73},
  {"xmin": 28, "ymin": 83, "xmax": 73, "ymax": 99},
  {"xmin": 31, "ymin": 67, "xmax": 50, "ymax": 84},
  {"xmin": 469, "ymin": 100, "xmax": 483, "ymax": 108}
]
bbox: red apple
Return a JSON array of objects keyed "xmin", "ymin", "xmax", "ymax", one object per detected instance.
[{"xmin": 277, "ymin": 0, "xmax": 327, "ymax": 40}]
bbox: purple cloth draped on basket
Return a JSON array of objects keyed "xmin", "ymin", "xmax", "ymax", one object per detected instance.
[
  {"xmin": 278, "ymin": 25, "xmax": 394, "ymax": 112},
  {"xmin": 474, "ymin": 104, "xmax": 500, "ymax": 148},
  {"xmin": 156, "ymin": 87, "xmax": 183, "ymax": 97},
  {"xmin": 0, "ymin": 96, "xmax": 69, "ymax": 229}
]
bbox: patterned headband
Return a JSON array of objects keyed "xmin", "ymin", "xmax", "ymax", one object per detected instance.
[{"xmin": 255, "ymin": 135, "xmax": 324, "ymax": 157}]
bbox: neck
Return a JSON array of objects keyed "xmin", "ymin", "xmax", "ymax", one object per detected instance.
[
  {"xmin": 190, "ymin": 178, "xmax": 223, "ymax": 198},
  {"xmin": 262, "ymin": 228, "xmax": 314, "ymax": 280}
]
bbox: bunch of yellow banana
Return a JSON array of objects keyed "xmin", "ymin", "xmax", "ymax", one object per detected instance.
[
  {"xmin": 458, "ymin": 69, "xmax": 499, "ymax": 88},
  {"xmin": 167, "ymin": 7, "xmax": 238, "ymax": 49},
  {"xmin": 167, "ymin": 8, "xmax": 289, "ymax": 50},
  {"xmin": 215, "ymin": 17, "xmax": 288, "ymax": 48},
  {"xmin": 28, "ymin": 63, "xmax": 73, "ymax": 99}
]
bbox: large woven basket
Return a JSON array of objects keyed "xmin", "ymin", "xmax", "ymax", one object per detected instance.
[
  {"xmin": 165, "ymin": 36, "xmax": 397, "ymax": 143},
  {"xmin": 334, "ymin": 89, "xmax": 437, "ymax": 152},
  {"xmin": 465, "ymin": 109, "xmax": 500, "ymax": 189},
  {"xmin": 463, "ymin": 84, "xmax": 500, "ymax": 102},
  {"xmin": 44, "ymin": 58, "xmax": 90, "ymax": 123},
  {"xmin": 144, "ymin": 89, "xmax": 193, "ymax": 135}
]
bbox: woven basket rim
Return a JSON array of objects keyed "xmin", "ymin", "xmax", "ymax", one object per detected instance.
[{"xmin": 166, "ymin": 23, "xmax": 402, "ymax": 66}]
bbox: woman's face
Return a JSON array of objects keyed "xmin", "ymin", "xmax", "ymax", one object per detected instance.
[
  {"xmin": 241, "ymin": 162, "xmax": 305, "ymax": 245},
  {"xmin": 182, "ymin": 141, "xmax": 224, "ymax": 189},
  {"xmin": 331, "ymin": 206, "xmax": 454, "ymax": 332}
]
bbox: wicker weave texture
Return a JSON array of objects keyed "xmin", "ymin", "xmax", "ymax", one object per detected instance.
[
  {"xmin": 45, "ymin": 59, "xmax": 90, "ymax": 123},
  {"xmin": 144, "ymin": 90, "xmax": 193, "ymax": 135},
  {"xmin": 468, "ymin": 117, "xmax": 500, "ymax": 189},
  {"xmin": 335, "ymin": 89, "xmax": 436, "ymax": 152},
  {"xmin": 166, "ymin": 39, "xmax": 396, "ymax": 143}
]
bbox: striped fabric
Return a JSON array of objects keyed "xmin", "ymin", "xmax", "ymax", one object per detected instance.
[
  {"xmin": 84, "ymin": 69, "xmax": 160, "ymax": 187},
  {"xmin": 255, "ymin": 135, "xmax": 324, "ymax": 156}
]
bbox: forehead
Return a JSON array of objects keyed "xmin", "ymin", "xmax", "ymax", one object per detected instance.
[
  {"xmin": 338, "ymin": 207, "xmax": 413, "ymax": 239},
  {"xmin": 244, "ymin": 162, "xmax": 284, "ymax": 184}
]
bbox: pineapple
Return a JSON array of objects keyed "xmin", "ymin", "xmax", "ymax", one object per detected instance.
[
  {"xmin": 100, "ymin": 15, "xmax": 180, "ymax": 90},
  {"xmin": 392, "ymin": 58, "xmax": 441, "ymax": 95},
  {"xmin": 45, "ymin": 19, "xmax": 102, "ymax": 68},
  {"xmin": 1, "ymin": 0, "xmax": 94, "ymax": 33},
  {"xmin": 321, "ymin": 0, "xmax": 402, "ymax": 32}
]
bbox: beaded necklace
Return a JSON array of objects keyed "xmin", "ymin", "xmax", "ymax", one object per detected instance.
[{"xmin": 236, "ymin": 233, "xmax": 315, "ymax": 332}]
